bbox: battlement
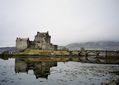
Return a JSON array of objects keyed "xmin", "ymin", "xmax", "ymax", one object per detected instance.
[
  {"xmin": 35, "ymin": 32, "xmax": 51, "ymax": 38},
  {"xmin": 16, "ymin": 38, "xmax": 29, "ymax": 41}
]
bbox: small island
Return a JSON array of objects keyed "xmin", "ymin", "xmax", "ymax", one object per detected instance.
[{"xmin": 15, "ymin": 31, "xmax": 69, "ymax": 56}]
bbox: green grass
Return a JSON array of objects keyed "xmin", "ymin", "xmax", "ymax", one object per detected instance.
[{"xmin": 18, "ymin": 49, "xmax": 70, "ymax": 56}]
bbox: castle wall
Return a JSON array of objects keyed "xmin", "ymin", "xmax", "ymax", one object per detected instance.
[
  {"xmin": 16, "ymin": 38, "xmax": 29, "ymax": 51},
  {"xmin": 33, "ymin": 32, "xmax": 57, "ymax": 50},
  {"xmin": 34, "ymin": 43, "xmax": 56, "ymax": 50},
  {"xmin": 16, "ymin": 32, "xmax": 57, "ymax": 51},
  {"xmin": 34, "ymin": 32, "xmax": 51, "ymax": 44}
]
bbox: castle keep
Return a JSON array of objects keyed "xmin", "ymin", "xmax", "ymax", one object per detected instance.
[{"xmin": 16, "ymin": 32, "xmax": 57, "ymax": 51}]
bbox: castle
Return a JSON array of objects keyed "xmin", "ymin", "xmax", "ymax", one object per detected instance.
[{"xmin": 16, "ymin": 32, "xmax": 57, "ymax": 51}]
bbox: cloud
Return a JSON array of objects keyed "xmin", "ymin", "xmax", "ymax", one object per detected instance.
[{"xmin": 0, "ymin": 0, "xmax": 119, "ymax": 46}]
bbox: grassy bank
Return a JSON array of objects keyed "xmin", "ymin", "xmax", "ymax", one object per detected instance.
[{"xmin": 16, "ymin": 49, "xmax": 70, "ymax": 56}]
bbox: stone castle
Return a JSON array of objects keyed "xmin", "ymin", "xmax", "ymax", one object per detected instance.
[{"xmin": 16, "ymin": 32, "xmax": 57, "ymax": 51}]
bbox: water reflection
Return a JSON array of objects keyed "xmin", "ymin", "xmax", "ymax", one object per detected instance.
[
  {"xmin": 0, "ymin": 57, "xmax": 119, "ymax": 85},
  {"xmin": 15, "ymin": 58, "xmax": 57, "ymax": 79}
]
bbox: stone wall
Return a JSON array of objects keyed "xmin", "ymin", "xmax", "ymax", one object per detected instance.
[
  {"xmin": 34, "ymin": 32, "xmax": 57, "ymax": 50},
  {"xmin": 16, "ymin": 38, "xmax": 29, "ymax": 51},
  {"xmin": 16, "ymin": 32, "xmax": 57, "ymax": 51},
  {"xmin": 34, "ymin": 32, "xmax": 50, "ymax": 44}
]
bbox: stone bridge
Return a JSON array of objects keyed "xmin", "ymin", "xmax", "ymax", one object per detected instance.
[{"xmin": 69, "ymin": 50, "xmax": 119, "ymax": 56}]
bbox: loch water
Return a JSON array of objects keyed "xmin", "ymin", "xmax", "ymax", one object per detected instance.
[{"xmin": 0, "ymin": 57, "xmax": 119, "ymax": 85}]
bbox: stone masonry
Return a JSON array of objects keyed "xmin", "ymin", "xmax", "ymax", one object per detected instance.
[{"xmin": 16, "ymin": 32, "xmax": 57, "ymax": 51}]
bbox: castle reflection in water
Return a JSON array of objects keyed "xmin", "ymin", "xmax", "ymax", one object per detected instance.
[{"xmin": 15, "ymin": 58, "xmax": 57, "ymax": 79}]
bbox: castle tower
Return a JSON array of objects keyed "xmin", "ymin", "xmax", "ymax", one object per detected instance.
[
  {"xmin": 34, "ymin": 32, "xmax": 52, "ymax": 50},
  {"xmin": 34, "ymin": 31, "xmax": 51, "ymax": 44},
  {"xmin": 16, "ymin": 38, "xmax": 30, "ymax": 51}
]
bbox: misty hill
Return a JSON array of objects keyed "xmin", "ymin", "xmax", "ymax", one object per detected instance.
[
  {"xmin": 0, "ymin": 47, "xmax": 16, "ymax": 53},
  {"xmin": 66, "ymin": 41, "xmax": 119, "ymax": 50}
]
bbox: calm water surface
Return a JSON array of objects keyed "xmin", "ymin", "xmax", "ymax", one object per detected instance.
[{"xmin": 0, "ymin": 57, "xmax": 119, "ymax": 85}]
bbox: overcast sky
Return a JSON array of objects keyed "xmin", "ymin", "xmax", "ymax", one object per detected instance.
[{"xmin": 0, "ymin": 0, "xmax": 119, "ymax": 47}]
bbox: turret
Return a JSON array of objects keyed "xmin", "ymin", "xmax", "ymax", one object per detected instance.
[{"xmin": 16, "ymin": 38, "xmax": 29, "ymax": 51}]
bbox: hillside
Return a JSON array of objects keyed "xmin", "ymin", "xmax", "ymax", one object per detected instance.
[
  {"xmin": 66, "ymin": 41, "xmax": 119, "ymax": 50},
  {"xmin": 0, "ymin": 47, "xmax": 16, "ymax": 53}
]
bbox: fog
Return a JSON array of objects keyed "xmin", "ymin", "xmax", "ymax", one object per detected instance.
[{"xmin": 0, "ymin": 0, "xmax": 119, "ymax": 47}]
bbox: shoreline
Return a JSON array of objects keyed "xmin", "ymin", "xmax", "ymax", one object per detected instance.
[
  {"xmin": 0, "ymin": 54, "xmax": 119, "ymax": 64},
  {"xmin": 0, "ymin": 49, "xmax": 119, "ymax": 64}
]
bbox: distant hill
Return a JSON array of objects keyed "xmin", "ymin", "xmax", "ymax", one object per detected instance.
[
  {"xmin": 66, "ymin": 41, "xmax": 119, "ymax": 50},
  {"xmin": 0, "ymin": 47, "xmax": 16, "ymax": 53},
  {"xmin": 1, "ymin": 41, "xmax": 119, "ymax": 52}
]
